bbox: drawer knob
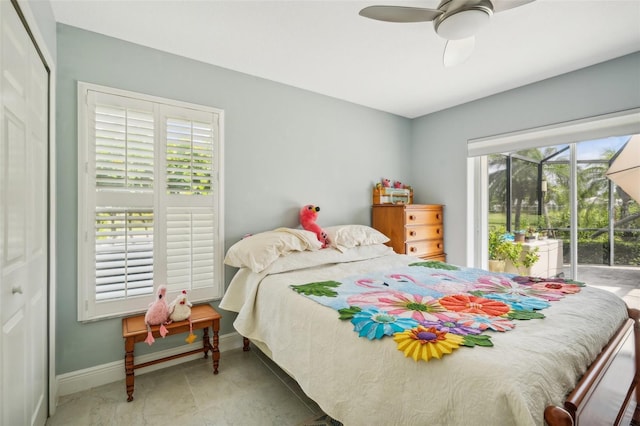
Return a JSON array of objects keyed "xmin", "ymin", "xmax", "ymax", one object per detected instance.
[
  {"xmin": 437, "ymin": 229, "xmax": 440, "ymax": 234},
  {"xmin": 409, "ymin": 215, "xmax": 416, "ymax": 221},
  {"xmin": 410, "ymin": 231, "xmax": 416, "ymax": 236},
  {"xmin": 410, "ymin": 247, "xmax": 417, "ymax": 252},
  {"xmin": 436, "ymin": 214, "xmax": 441, "ymax": 220},
  {"xmin": 437, "ymin": 243, "xmax": 442, "ymax": 249}
]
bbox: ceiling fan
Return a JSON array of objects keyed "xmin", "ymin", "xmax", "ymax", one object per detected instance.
[{"xmin": 359, "ymin": 0, "xmax": 535, "ymax": 67}]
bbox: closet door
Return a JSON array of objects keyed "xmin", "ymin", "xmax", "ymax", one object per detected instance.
[{"xmin": 0, "ymin": 1, "xmax": 49, "ymax": 425}]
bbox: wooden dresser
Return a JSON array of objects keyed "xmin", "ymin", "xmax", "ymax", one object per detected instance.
[{"xmin": 372, "ymin": 204, "xmax": 445, "ymax": 261}]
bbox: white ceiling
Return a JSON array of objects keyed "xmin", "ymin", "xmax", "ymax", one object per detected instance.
[{"xmin": 49, "ymin": 0, "xmax": 640, "ymax": 118}]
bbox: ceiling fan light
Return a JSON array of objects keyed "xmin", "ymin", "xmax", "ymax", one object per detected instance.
[
  {"xmin": 443, "ymin": 37, "xmax": 475, "ymax": 67},
  {"xmin": 436, "ymin": 9, "xmax": 491, "ymax": 40}
]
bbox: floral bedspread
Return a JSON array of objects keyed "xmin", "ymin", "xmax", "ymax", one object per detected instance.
[{"xmin": 291, "ymin": 261, "xmax": 583, "ymax": 362}]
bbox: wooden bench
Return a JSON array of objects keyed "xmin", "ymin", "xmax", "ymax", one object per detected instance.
[{"xmin": 122, "ymin": 304, "xmax": 221, "ymax": 401}]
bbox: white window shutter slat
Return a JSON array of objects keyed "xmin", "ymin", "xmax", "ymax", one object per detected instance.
[
  {"xmin": 94, "ymin": 209, "xmax": 154, "ymax": 301},
  {"xmin": 95, "ymin": 104, "xmax": 155, "ymax": 192},
  {"xmin": 166, "ymin": 117, "xmax": 214, "ymax": 195},
  {"xmin": 166, "ymin": 207, "xmax": 215, "ymax": 292}
]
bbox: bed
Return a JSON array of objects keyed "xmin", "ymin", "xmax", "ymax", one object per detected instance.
[{"xmin": 220, "ymin": 225, "xmax": 639, "ymax": 426}]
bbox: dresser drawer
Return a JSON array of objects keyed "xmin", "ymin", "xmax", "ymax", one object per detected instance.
[
  {"xmin": 405, "ymin": 224, "xmax": 443, "ymax": 241},
  {"xmin": 423, "ymin": 253, "xmax": 447, "ymax": 262},
  {"xmin": 404, "ymin": 209, "xmax": 443, "ymax": 226},
  {"xmin": 405, "ymin": 239, "xmax": 444, "ymax": 257}
]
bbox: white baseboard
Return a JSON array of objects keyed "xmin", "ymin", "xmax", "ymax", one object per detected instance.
[{"xmin": 55, "ymin": 331, "xmax": 243, "ymax": 399}]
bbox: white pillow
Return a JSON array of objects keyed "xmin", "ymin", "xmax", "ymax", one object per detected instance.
[
  {"xmin": 224, "ymin": 228, "xmax": 322, "ymax": 273},
  {"xmin": 266, "ymin": 244, "xmax": 394, "ymax": 274},
  {"xmin": 324, "ymin": 224, "xmax": 390, "ymax": 252}
]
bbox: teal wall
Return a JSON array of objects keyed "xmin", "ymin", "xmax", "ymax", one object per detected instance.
[
  {"xmin": 55, "ymin": 24, "xmax": 412, "ymax": 374},
  {"xmin": 54, "ymin": 21, "xmax": 640, "ymax": 376},
  {"xmin": 410, "ymin": 52, "xmax": 640, "ymax": 265}
]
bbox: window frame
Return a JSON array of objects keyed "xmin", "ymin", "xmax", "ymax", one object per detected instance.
[{"xmin": 77, "ymin": 82, "xmax": 225, "ymax": 321}]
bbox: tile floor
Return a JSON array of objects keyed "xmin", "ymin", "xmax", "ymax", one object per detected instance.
[
  {"xmin": 46, "ymin": 265, "xmax": 639, "ymax": 426},
  {"xmin": 575, "ymin": 265, "xmax": 640, "ymax": 309},
  {"xmin": 46, "ymin": 347, "xmax": 325, "ymax": 426}
]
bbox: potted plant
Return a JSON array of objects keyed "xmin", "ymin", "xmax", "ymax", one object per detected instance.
[
  {"xmin": 488, "ymin": 229, "xmax": 522, "ymax": 273},
  {"xmin": 514, "ymin": 219, "xmax": 528, "ymax": 242},
  {"xmin": 522, "ymin": 247, "xmax": 540, "ymax": 272},
  {"xmin": 502, "ymin": 241, "xmax": 524, "ymax": 273},
  {"xmin": 525, "ymin": 226, "xmax": 538, "ymax": 241},
  {"xmin": 515, "ymin": 247, "xmax": 540, "ymax": 276}
]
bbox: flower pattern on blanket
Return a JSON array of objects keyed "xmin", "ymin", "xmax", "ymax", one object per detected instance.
[{"xmin": 290, "ymin": 262, "xmax": 583, "ymax": 362}]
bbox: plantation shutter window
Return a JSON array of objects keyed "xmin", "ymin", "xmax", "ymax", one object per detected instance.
[{"xmin": 78, "ymin": 83, "xmax": 224, "ymax": 321}]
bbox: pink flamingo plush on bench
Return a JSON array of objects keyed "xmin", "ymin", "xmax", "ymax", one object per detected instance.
[{"xmin": 144, "ymin": 285, "xmax": 170, "ymax": 345}]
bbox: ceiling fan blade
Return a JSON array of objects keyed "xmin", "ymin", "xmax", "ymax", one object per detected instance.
[
  {"xmin": 492, "ymin": 0, "xmax": 535, "ymax": 13},
  {"xmin": 359, "ymin": 6, "xmax": 443, "ymax": 23},
  {"xmin": 443, "ymin": 37, "xmax": 475, "ymax": 67}
]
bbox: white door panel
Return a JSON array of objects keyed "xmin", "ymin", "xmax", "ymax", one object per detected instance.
[
  {"xmin": 2, "ymin": 310, "xmax": 28, "ymax": 426},
  {"xmin": 4, "ymin": 112, "xmax": 26, "ymax": 269},
  {"xmin": 0, "ymin": 1, "xmax": 49, "ymax": 425}
]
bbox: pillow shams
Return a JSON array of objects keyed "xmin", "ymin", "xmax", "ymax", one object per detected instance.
[
  {"xmin": 224, "ymin": 228, "xmax": 322, "ymax": 273},
  {"xmin": 266, "ymin": 244, "xmax": 394, "ymax": 274},
  {"xmin": 324, "ymin": 224, "xmax": 389, "ymax": 252}
]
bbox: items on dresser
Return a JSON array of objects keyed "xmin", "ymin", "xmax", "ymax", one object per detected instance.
[
  {"xmin": 372, "ymin": 204, "xmax": 446, "ymax": 261},
  {"xmin": 372, "ymin": 186, "xmax": 414, "ymax": 205}
]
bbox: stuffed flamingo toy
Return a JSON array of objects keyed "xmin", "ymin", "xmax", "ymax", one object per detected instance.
[
  {"xmin": 169, "ymin": 290, "xmax": 196, "ymax": 344},
  {"xmin": 300, "ymin": 204, "xmax": 329, "ymax": 248},
  {"xmin": 144, "ymin": 285, "xmax": 170, "ymax": 345}
]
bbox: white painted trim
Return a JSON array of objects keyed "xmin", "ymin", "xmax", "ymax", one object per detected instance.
[
  {"xmin": 48, "ymin": 64, "xmax": 58, "ymax": 421},
  {"xmin": 55, "ymin": 331, "xmax": 243, "ymax": 400},
  {"xmin": 466, "ymin": 156, "xmax": 488, "ymax": 269},
  {"xmin": 569, "ymin": 144, "xmax": 578, "ymax": 279},
  {"xmin": 465, "ymin": 158, "xmax": 475, "ymax": 267}
]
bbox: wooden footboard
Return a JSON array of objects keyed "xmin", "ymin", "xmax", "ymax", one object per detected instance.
[{"xmin": 545, "ymin": 308, "xmax": 640, "ymax": 426}]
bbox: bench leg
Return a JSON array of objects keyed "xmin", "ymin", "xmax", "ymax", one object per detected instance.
[
  {"xmin": 243, "ymin": 336, "xmax": 251, "ymax": 352},
  {"xmin": 124, "ymin": 338, "xmax": 135, "ymax": 402},
  {"xmin": 212, "ymin": 324, "xmax": 220, "ymax": 375},
  {"xmin": 202, "ymin": 325, "xmax": 219, "ymax": 374},
  {"xmin": 203, "ymin": 327, "xmax": 211, "ymax": 359}
]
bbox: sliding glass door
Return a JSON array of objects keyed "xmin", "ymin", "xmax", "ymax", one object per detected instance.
[{"xmin": 484, "ymin": 135, "xmax": 638, "ymax": 280}]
